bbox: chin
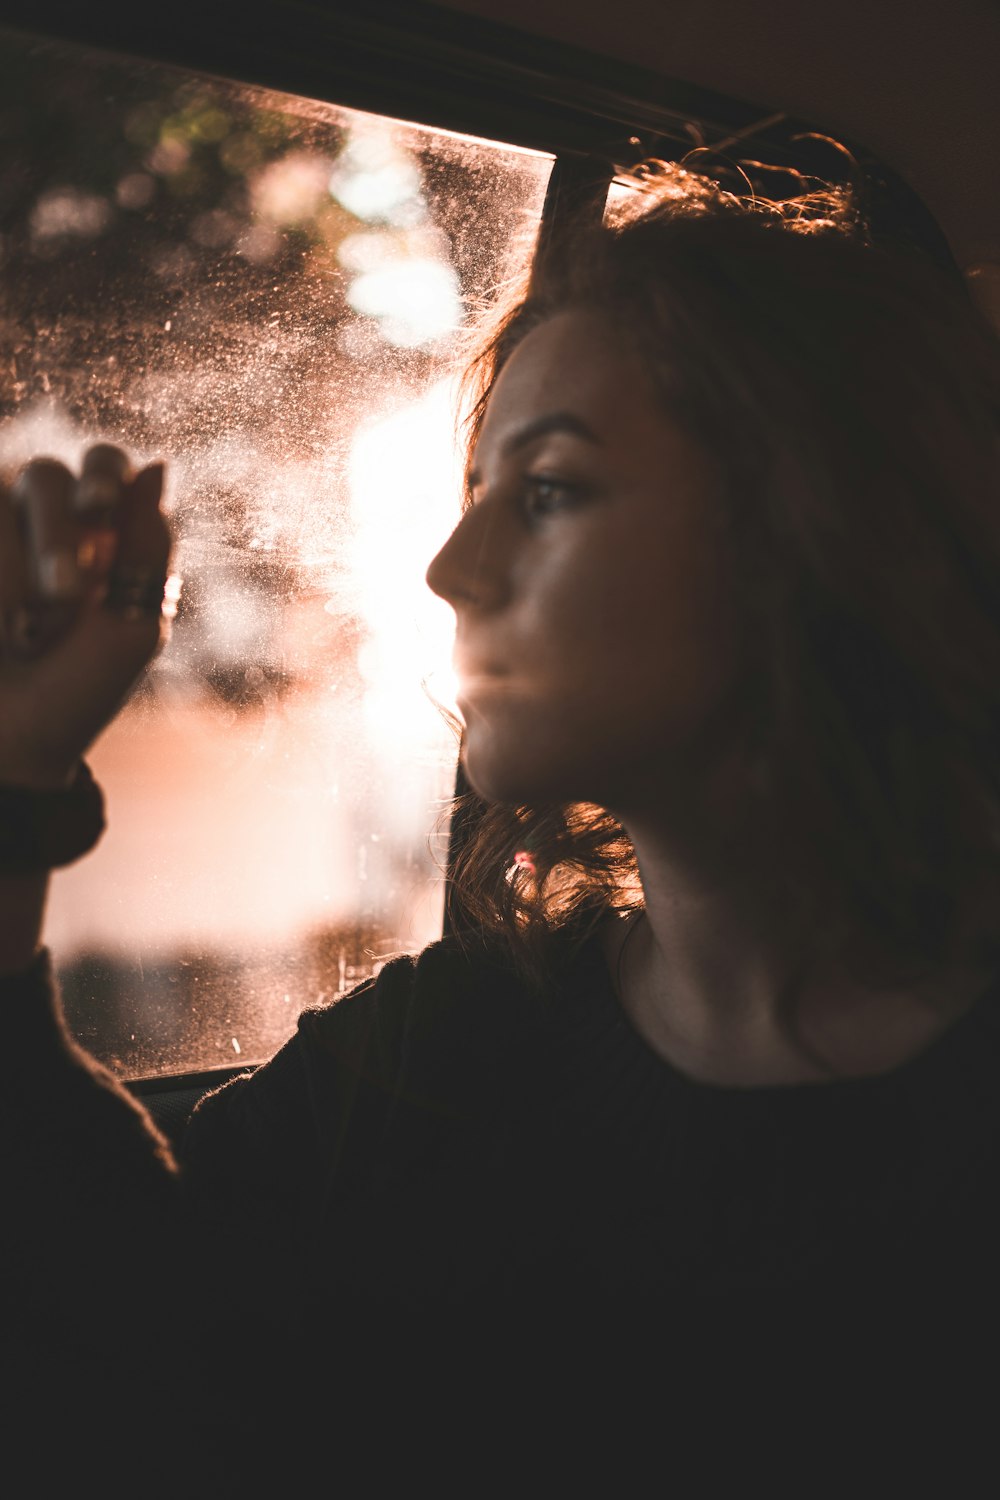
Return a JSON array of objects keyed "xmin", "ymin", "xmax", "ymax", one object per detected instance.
[
  {"xmin": 460, "ymin": 731, "xmax": 607, "ymax": 808},
  {"xmin": 460, "ymin": 749, "xmax": 536, "ymax": 806},
  {"xmin": 462, "ymin": 733, "xmax": 541, "ymax": 803}
]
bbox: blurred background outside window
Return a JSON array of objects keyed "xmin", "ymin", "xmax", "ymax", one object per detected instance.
[{"xmin": 0, "ymin": 28, "xmax": 552, "ymax": 1078}]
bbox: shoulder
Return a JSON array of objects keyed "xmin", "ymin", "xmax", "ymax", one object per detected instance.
[
  {"xmin": 294, "ymin": 931, "xmax": 547, "ymax": 1106},
  {"xmin": 299, "ymin": 930, "xmax": 523, "ymax": 1029}
]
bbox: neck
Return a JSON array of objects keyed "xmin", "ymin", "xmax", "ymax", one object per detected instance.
[
  {"xmin": 624, "ymin": 832, "xmax": 817, "ymax": 1045},
  {"xmin": 606, "ymin": 773, "xmax": 986, "ymax": 1085},
  {"xmin": 611, "ymin": 731, "xmax": 817, "ymax": 1043}
]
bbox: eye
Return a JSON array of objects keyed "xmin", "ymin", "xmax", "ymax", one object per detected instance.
[{"xmin": 522, "ymin": 472, "xmax": 581, "ymax": 520}]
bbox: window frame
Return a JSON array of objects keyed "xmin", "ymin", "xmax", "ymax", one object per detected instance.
[{"xmin": 0, "ymin": 0, "xmax": 815, "ymax": 165}]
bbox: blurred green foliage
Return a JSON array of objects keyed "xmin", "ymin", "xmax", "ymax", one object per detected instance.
[{"xmin": 0, "ymin": 33, "xmax": 354, "ymax": 332}]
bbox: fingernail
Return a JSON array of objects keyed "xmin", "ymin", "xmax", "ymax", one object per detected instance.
[{"xmin": 37, "ymin": 547, "xmax": 81, "ymax": 599}]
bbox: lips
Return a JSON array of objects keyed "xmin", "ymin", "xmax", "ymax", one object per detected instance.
[
  {"xmin": 453, "ymin": 651, "xmax": 507, "ymax": 683},
  {"xmin": 453, "ymin": 656, "xmax": 511, "ymax": 713}
]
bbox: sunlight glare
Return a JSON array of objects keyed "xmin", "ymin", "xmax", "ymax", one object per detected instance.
[
  {"xmin": 329, "ymin": 127, "xmax": 425, "ymax": 226},
  {"xmin": 346, "ymin": 379, "xmax": 465, "ymax": 757},
  {"xmin": 346, "ymin": 258, "xmax": 463, "ymax": 348},
  {"xmin": 251, "ymin": 150, "xmax": 334, "ymax": 225}
]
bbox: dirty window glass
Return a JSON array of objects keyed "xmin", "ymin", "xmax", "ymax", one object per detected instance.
[{"xmin": 0, "ymin": 29, "xmax": 552, "ymax": 1079}]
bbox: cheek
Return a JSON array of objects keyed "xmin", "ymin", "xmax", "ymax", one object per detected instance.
[
  {"xmin": 460, "ymin": 526, "xmax": 744, "ymax": 804},
  {"xmin": 537, "ymin": 536, "xmax": 740, "ymax": 723}
]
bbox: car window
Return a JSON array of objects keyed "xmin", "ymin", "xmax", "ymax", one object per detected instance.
[{"xmin": 0, "ymin": 27, "xmax": 552, "ymax": 1079}]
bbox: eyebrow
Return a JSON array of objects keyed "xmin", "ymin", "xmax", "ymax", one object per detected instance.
[{"xmin": 467, "ymin": 411, "xmax": 602, "ymax": 488}]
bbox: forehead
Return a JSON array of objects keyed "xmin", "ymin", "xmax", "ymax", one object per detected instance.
[{"xmin": 475, "ymin": 309, "xmax": 656, "ymax": 455}]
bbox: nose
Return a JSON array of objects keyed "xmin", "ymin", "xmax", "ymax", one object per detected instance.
[{"xmin": 425, "ymin": 499, "xmax": 507, "ymax": 612}]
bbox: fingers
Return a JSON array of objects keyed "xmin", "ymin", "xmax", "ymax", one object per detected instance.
[
  {"xmin": 15, "ymin": 459, "xmax": 80, "ymax": 601},
  {"xmin": 75, "ymin": 453, "xmax": 172, "ymax": 646},
  {"xmin": 15, "ymin": 444, "xmax": 169, "ymax": 602},
  {"xmin": 12, "ymin": 454, "xmax": 173, "ymax": 775},
  {"xmin": 0, "ymin": 444, "xmax": 174, "ymax": 784},
  {"xmin": 2, "ymin": 458, "xmax": 82, "ymax": 661},
  {"xmin": 77, "ymin": 443, "xmax": 132, "ymax": 577},
  {"xmin": 102, "ymin": 462, "xmax": 173, "ymax": 625},
  {"xmin": 78, "ymin": 443, "xmax": 132, "ymax": 509},
  {"xmin": 116, "ymin": 462, "xmax": 169, "ymax": 565},
  {"xmin": 0, "ymin": 483, "xmax": 29, "ymax": 601},
  {"xmin": 0, "ymin": 446, "xmax": 173, "ymax": 664}
]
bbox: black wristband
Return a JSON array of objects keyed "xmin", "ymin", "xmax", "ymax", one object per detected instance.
[{"xmin": 0, "ymin": 761, "xmax": 106, "ymax": 873}]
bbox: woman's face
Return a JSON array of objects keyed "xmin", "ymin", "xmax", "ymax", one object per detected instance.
[{"xmin": 426, "ymin": 308, "xmax": 745, "ymax": 814}]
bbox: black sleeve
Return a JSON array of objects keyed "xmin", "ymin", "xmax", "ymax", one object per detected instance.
[
  {"xmin": 0, "ymin": 949, "xmax": 210, "ymax": 1481},
  {"xmin": 1, "ymin": 948, "xmax": 181, "ymax": 1320},
  {"xmin": 1, "ymin": 936, "xmax": 519, "ymax": 1324},
  {"xmin": 173, "ymin": 935, "xmax": 544, "ymax": 1333},
  {"xmin": 0, "ymin": 938, "xmax": 509, "ymax": 1482},
  {"xmin": 178, "ymin": 937, "xmax": 525, "ymax": 1226}
]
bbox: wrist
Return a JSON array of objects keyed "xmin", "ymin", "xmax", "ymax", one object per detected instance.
[
  {"xmin": 0, "ymin": 762, "xmax": 106, "ymax": 873},
  {"xmin": 0, "ymin": 871, "xmax": 49, "ymax": 976}
]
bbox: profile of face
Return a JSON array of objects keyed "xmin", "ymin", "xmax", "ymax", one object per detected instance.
[{"xmin": 426, "ymin": 309, "xmax": 745, "ymax": 819}]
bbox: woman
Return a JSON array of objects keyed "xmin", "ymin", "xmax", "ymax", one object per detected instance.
[{"xmin": 3, "ymin": 159, "xmax": 1000, "ymax": 1481}]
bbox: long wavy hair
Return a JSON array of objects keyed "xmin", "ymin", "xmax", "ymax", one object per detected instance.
[{"xmin": 438, "ymin": 154, "xmax": 1000, "ymax": 1073}]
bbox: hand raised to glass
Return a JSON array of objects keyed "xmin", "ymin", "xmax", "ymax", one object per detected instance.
[{"xmin": 0, "ymin": 445, "xmax": 174, "ymax": 790}]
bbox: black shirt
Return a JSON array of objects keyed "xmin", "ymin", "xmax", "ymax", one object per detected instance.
[{"xmin": 6, "ymin": 920, "xmax": 1000, "ymax": 1488}]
